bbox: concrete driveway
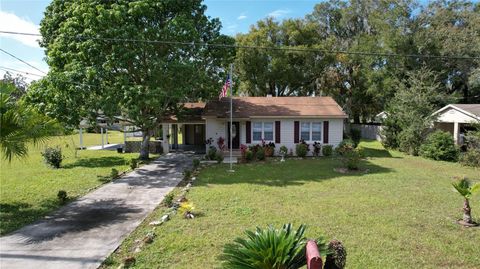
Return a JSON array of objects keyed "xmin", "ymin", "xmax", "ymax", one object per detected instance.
[{"xmin": 0, "ymin": 153, "xmax": 193, "ymax": 269}]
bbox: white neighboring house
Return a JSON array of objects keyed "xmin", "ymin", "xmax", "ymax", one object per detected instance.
[
  {"xmin": 160, "ymin": 96, "xmax": 347, "ymax": 155},
  {"xmin": 432, "ymin": 104, "xmax": 480, "ymax": 145}
]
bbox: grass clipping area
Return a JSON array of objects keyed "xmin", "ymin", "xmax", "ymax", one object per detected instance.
[
  {"xmin": 104, "ymin": 141, "xmax": 480, "ymax": 269},
  {"xmin": 0, "ymin": 131, "xmax": 156, "ymax": 235}
]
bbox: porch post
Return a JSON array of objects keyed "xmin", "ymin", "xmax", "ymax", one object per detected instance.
[
  {"xmin": 123, "ymin": 126, "xmax": 127, "ymax": 145},
  {"xmin": 101, "ymin": 127, "xmax": 104, "ymax": 149},
  {"xmin": 79, "ymin": 127, "xmax": 83, "ymax": 149},
  {"xmin": 453, "ymin": 121, "xmax": 459, "ymax": 145},
  {"xmin": 162, "ymin": 123, "xmax": 170, "ymax": 154}
]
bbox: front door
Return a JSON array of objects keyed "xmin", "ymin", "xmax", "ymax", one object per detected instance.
[{"xmin": 227, "ymin": 122, "xmax": 240, "ymax": 149}]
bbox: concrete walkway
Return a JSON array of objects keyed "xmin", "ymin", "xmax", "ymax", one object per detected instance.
[{"xmin": 0, "ymin": 153, "xmax": 193, "ymax": 269}]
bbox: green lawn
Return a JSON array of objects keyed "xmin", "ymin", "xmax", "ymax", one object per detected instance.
[
  {"xmin": 0, "ymin": 131, "xmax": 156, "ymax": 235},
  {"xmin": 103, "ymin": 141, "xmax": 479, "ymax": 269}
]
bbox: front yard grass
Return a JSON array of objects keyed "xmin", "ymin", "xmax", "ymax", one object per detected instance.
[
  {"xmin": 0, "ymin": 131, "xmax": 156, "ymax": 235},
  {"xmin": 104, "ymin": 140, "xmax": 479, "ymax": 269}
]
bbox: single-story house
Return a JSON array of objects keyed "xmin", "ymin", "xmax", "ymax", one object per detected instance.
[
  {"xmin": 432, "ymin": 104, "xmax": 480, "ymax": 145},
  {"xmin": 160, "ymin": 96, "xmax": 347, "ymax": 155}
]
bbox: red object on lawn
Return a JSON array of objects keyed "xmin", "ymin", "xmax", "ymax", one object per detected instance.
[{"xmin": 306, "ymin": 240, "xmax": 323, "ymax": 269}]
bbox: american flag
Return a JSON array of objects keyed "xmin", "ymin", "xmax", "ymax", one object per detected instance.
[{"xmin": 219, "ymin": 74, "xmax": 230, "ymax": 99}]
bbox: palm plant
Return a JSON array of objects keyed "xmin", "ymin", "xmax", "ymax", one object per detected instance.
[
  {"xmin": 220, "ymin": 223, "xmax": 327, "ymax": 269},
  {"xmin": 0, "ymin": 81, "xmax": 58, "ymax": 162},
  {"xmin": 452, "ymin": 177, "xmax": 480, "ymax": 225}
]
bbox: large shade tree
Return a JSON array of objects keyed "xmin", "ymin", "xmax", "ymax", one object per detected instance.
[
  {"xmin": 414, "ymin": 0, "xmax": 480, "ymax": 103},
  {"xmin": 29, "ymin": 0, "xmax": 234, "ymax": 159}
]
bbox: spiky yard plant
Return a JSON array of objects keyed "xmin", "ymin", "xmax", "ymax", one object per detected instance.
[
  {"xmin": 220, "ymin": 223, "xmax": 327, "ymax": 269},
  {"xmin": 452, "ymin": 177, "xmax": 480, "ymax": 225}
]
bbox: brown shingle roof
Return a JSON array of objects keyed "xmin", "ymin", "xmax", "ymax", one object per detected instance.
[{"xmin": 203, "ymin": 97, "xmax": 347, "ymax": 118}]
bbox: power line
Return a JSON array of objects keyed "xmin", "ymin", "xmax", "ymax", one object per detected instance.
[
  {"xmin": 0, "ymin": 48, "xmax": 48, "ymax": 74},
  {"xmin": 1, "ymin": 30, "xmax": 479, "ymax": 60},
  {"xmin": 0, "ymin": 66, "xmax": 44, "ymax": 77}
]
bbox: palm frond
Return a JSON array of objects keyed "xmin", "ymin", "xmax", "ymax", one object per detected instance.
[{"xmin": 452, "ymin": 177, "xmax": 480, "ymax": 199}]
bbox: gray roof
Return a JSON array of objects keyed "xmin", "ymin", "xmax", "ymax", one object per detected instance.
[{"xmin": 452, "ymin": 104, "xmax": 480, "ymax": 117}]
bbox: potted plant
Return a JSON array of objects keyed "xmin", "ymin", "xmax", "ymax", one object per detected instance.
[{"xmin": 263, "ymin": 141, "xmax": 275, "ymax": 157}]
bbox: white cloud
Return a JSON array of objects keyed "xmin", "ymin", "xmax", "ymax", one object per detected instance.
[
  {"xmin": 0, "ymin": 11, "xmax": 41, "ymax": 48},
  {"xmin": 237, "ymin": 13, "xmax": 247, "ymax": 20},
  {"xmin": 267, "ymin": 9, "xmax": 291, "ymax": 19}
]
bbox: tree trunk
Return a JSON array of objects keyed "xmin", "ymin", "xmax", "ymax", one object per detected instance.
[
  {"xmin": 139, "ymin": 130, "xmax": 150, "ymax": 160},
  {"xmin": 463, "ymin": 198, "xmax": 473, "ymax": 224}
]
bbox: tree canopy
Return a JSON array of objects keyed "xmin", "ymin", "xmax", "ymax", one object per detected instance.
[
  {"xmin": 30, "ymin": 0, "xmax": 235, "ymax": 159},
  {"xmin": 235, "ymin": 0, "xmax": 480, "ymax": 122}
]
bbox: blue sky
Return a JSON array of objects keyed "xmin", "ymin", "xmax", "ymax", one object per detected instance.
[{"xmin": 0, "ymin": 0, "xmax": 319, "ymax": 81}]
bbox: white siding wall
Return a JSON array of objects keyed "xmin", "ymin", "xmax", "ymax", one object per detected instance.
[
  {"xmin": 204, "ymin": 118, "xmax": 345, "ymax": 156},
  {"xmin": 437, "ymin": 108, "xmax": 479, "ymax": 124},
  {"xmin": 205, "ymin": 118, "xmax": 226, "ymax": 151}
]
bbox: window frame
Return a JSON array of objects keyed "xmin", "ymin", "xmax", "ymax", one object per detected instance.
[
  {"xmin": 251, "ymin": 121, "xmax": 275, "ymax": 142},
  {"xmin": 299, "ymin": 121, "xmax": 323, "ymax": 143}
]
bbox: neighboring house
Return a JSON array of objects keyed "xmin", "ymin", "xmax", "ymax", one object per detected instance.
[
  {"xmin": 373, "ymin": 111, "xmax": 387, "ymax": 124},
  {"xmin": 432, "ymin": 104, "xmax": 480, "ymax": 145},
  {"xmin": 160, "ymin": 96, "xmax": 347, "ymax": 155}
]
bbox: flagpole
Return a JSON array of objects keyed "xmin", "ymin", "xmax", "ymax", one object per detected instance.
[{"xmin": 228, "ymin": 63, "xmax": 234, "ymax": 172}]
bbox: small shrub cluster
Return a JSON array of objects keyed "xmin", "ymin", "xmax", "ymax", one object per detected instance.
[
  {"xmin": 129, "ymin": 158, "xmax": 138, "ymax": 170},
  {"xmin": 459, "ymin": 150, "xmax": 480, "ymax": 167},
  {"xmin": 296, "ymin": 143, "xmax": 308, "ymax": 158},
  {"xmin": 192, "ymin": 158, "xmax": 200, "ymax": 169},
  {"xmin": 206, "ymin": 146, "xmax": 217, "ymax": 160},
  {"xmin": 183, "ymin": 169, "xmax": 192, "ymax": 180},
  {"xmin": 420, "ymin": 130, "xmax": 459, "ymax": 161},
  {"xmin": 245, "ymin": 150, "xmax": 254, "ymax": 162},
  {"xmin": 322, "ymin": 145, "xmax": 333, "ymax": 156},
  {"xmin": 336, "ymin": 139, "xmax": 361, "ymax": 170},
  {"xmin": 279, "ymin": 145, "xmax": 288, "ymax": 156},
  {"xmin": 163, "ymin": 192, "xmax": 174, "ymax": 207},
  {"xmin": 57, "ymin": 190, "xmax": 68, "ymax": 204},
  {"xmin": 459, "ymin": 126, "xmax": 480, "ymax": 167},
  {"xmin": 41, "ymin": 147, "xmax": 63, "ymax": 168},
  {"xmin": 215, "ymin": 152, "xmax": 224, "ymax": 163},
  {"xmin": 349, "ymin": 128, "xmax": 361, "ymax": 148},
  {"xmin": 256, "ymin": 147, "xmax": 265, "ymax": 161},
  {"xmin": 110, "ymin": 168, "xmax": 119, "ymax": 179}
]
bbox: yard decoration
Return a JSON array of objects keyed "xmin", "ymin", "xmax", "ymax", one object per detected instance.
[
  {"xmin": 179, "ymin": 201, "xmax": 195, "ymax": 219},
  {"xmin": 324, "ymin": 240, "xmax": 347, "ymax": 269},
  {"xmin": 220, "ymin": 223, "xmax": 328, "ymax": 269},
  {"xmin": 306, "ymin": 240, "xmax": 323, "ymax": 269},
  {"xmin": 452, "ymin": 177, "xmax": 480, "ymax": 227},
  {"xmin": 279, "ymin": 145, "xmax": 288, "ymax": 162}
]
